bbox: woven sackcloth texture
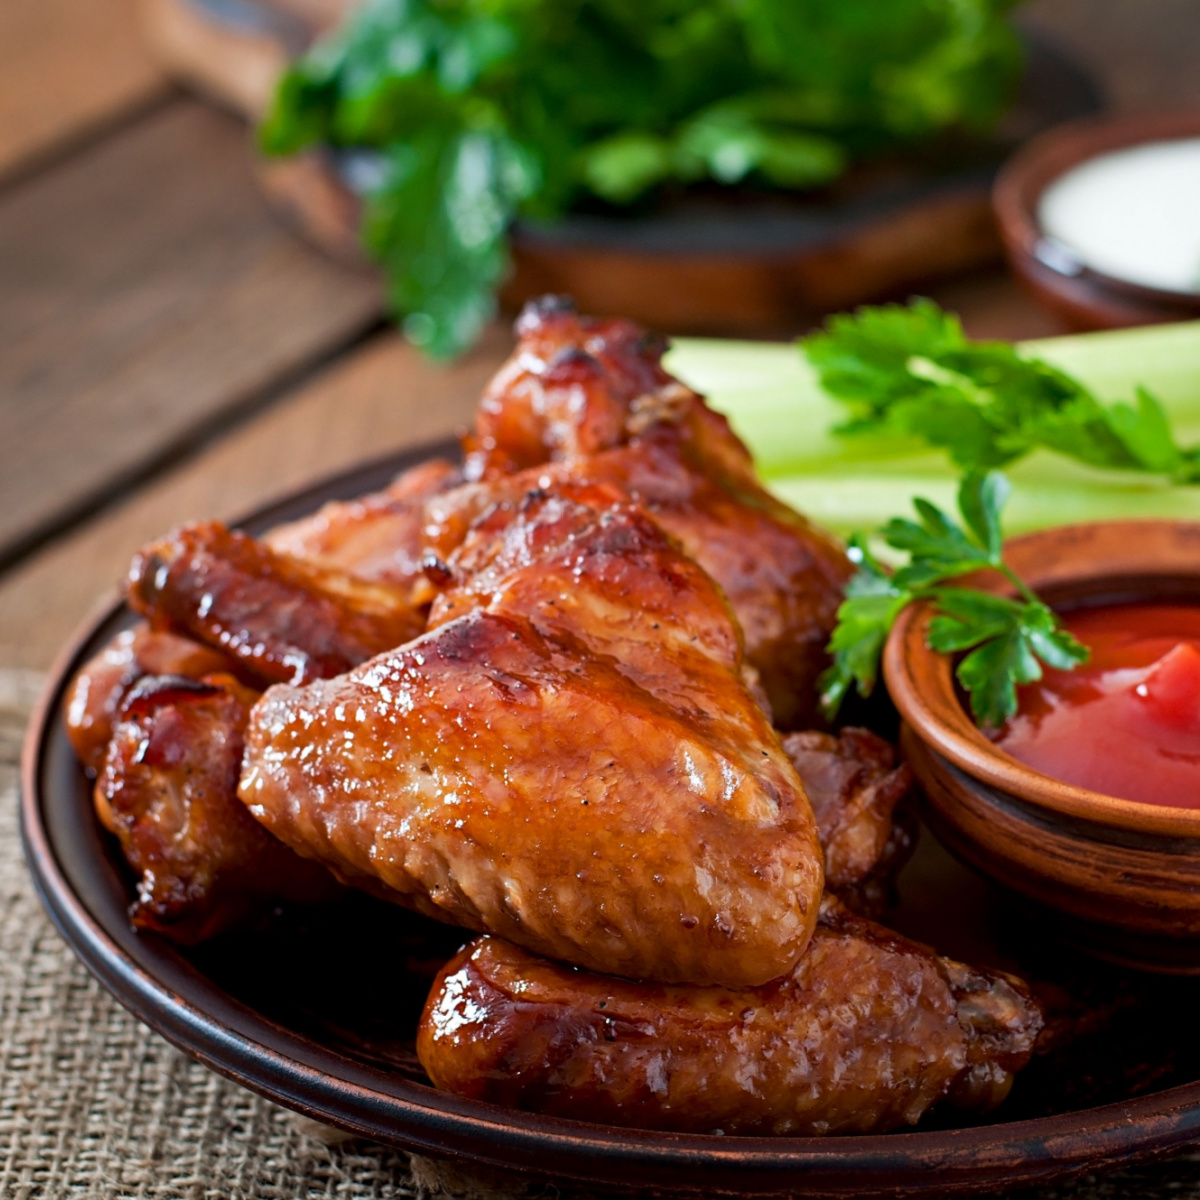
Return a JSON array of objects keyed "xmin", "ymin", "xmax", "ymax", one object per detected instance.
[{"xmin": 4, "ymin": 667, "xmax": 1200, "ymax": 1200}]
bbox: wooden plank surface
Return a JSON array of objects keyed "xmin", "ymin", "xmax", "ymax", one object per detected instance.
[
  {"xmin": 0, "ymin": 99, "xmax": 384, "ymax": 571},
  {"xmin": 1021, "ymin": 0, "xmax": 1200, "ymax": 111},
  {"xmin": 0, "ymin": 327, "xmax": 510, "ymax": 672},
  {"xmin": 0, "ymin": 0, "xmax": 167, "ymax": 182}
]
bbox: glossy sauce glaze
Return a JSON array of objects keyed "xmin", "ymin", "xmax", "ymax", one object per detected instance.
[{"xmin": 996, "ymin": 602, "xmax": 1200, "ymax": 808}]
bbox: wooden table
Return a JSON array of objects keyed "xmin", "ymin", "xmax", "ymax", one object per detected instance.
[
  {"xmin": 0, "ymin": 0, "xmax": 1197, "ymax": 672},
  {"xmin": 3, "ymin": 4, "xmax": 1200, "ymax": 1196}
]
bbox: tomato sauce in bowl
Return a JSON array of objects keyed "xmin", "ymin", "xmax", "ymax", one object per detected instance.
[{"xmin": 996, "ymin": 602, "xmax": 1200, "ymax": 809}]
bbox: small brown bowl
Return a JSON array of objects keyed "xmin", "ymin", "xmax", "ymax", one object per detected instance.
[
  {"xmin": 884, "ymin": 519, "xmax": 1200, "ymax": 974},
  {"xmin": 993, "ymin": 110, "xmax": 1200, "ymax": 331}
]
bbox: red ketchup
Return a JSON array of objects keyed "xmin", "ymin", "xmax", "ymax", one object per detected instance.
[{"xmin": 996, "ymin": 602, "xmax": 1200, "ymax": 809}]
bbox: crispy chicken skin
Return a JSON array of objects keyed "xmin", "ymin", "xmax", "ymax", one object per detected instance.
[
  {"xmin": 239, "ymin": 488, "xmax": 825, "ymax": 987},
  {"xmin": 96, "ymin": 673, "xmax": 336, "ymax": 942},
  {"xmin": 452, "ymin": 296, "xmax": 853, "ymax": 728},
  {"xmin": 64, "ymin": 624, "xmax": 237, "ymax": 773},
  {"xmin": 424, "ymin": 433, "xmax": 849, "ymax": 728},
  {"xmin": 264, "ymin": 457, "xmax": 460, "ymax": 588},
  {"xmin": 128, "ymin": 521, "xmax": 423, "ymax": 685},
  {"xmin": 418, "ymin": 900, "xmax": 1043, "ymax": 1137},
  {"xmin": 784, "ymin": 727, "xmax": 915, "ymax": 916}
]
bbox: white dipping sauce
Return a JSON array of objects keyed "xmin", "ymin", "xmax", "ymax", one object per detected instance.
[{"xmin": 1037, "ymin": 138, "xmax": 1200, "ymax": 294}]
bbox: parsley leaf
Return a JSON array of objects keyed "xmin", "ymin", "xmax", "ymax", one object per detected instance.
[
  {"xmin": 818, "ymin": 535, "xmax": 912, "ymax": 717},
  {"xmin": 802, "ymin": 299, "xmax": 1200, "ymax": 482},
  {"xmin": 263, "ymin": 2, "xmax": 1023, "ymax": 357},
  {"xmin": 818, "ymin": 469, "xmax": 1089, "ymax": 728}
]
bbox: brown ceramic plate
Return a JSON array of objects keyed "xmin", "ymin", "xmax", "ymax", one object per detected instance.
[{"xmin": 20, "ymin": 445, "xmax": 1200, "ymax": 1199}]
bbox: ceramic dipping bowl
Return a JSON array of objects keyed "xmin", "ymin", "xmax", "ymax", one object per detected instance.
[
  {"xmin": 993, "ymin": 110, "xmax": 1200, "ymax": 331},
  {"xmin": 884, "ymin": 519, "xmax": 1200, "ymax": 973}
]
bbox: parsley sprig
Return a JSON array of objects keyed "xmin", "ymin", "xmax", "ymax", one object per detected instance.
[
  {"xmin": 819, "ymin": 469, "xmax": 1089, "ymax": 728},
  {"xmin": 262, "ymin": 5, "xmax": 1024, "ymax": 358},
  {"xmin": 802, "ymin": 299, "xmax": 1200, "ymax": 483}
]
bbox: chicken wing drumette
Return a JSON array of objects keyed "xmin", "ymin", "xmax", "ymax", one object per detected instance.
[
  {"xmin": 96, "ymin": 672, "xmax": 337, "ymax": 941},
  {"xmin": 239, "ymin": 486, "xmax": 826, "ymax": 987},
  {"xmin": 70, "ymin": 523, "xmax": 438, "ymax": 940},
  {"xmin": 418, "ymin": 901, "xmax": 1042, "ymax": 1137}
]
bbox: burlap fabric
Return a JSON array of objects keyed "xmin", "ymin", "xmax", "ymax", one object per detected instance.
[{"xmin": 3, "ymin": 668, "xmax": 1200, "ymax": 1200}]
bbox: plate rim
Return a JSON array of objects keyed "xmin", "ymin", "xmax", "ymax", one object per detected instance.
[{"xmin": 19, "ymin": 440, "xmax": 1200, "ymax": 1198}]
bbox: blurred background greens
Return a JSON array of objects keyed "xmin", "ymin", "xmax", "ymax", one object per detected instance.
[{"xmin": 260, "ymin": 0, "xmax": 1027, "ymax": 357}]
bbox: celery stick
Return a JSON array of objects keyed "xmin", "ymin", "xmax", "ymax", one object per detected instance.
[
  {"xmin": 661, "ymin": 338, "xmax": 906, "ymax": 473},
  {"xmin": 1028, "ymin": 322, "xmax": 1200, "ymax": 415},
  {"xmin": 770, "ymin": 467, "xmax": 1200, "ymax": 539},
  {"xmin": 666, "ymin": 321, "xmax": 1200, "ymax": 536}
]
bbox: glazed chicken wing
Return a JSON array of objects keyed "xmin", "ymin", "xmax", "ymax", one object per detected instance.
[
  {"xmin": 128, "ymin": 521, "xmax": 424, "ymax": 685},
  {"xmin": 255, "ymin": 299, "xmax": 851, "ymax": 727},
  {"xmin": 239, "ymin": 487, "xmax": 825, "ymax": 986},
  {"xmin": 96, "ymin": 673, "xmax": 337, "ymax": 942},
  {"xmin": 418, "ymin": 899, "xmax": 1043, "ymax": 1137},
  {"xmin": 454, "ymin": 296, "xmax": 853, "ymax": 727},
  {"xmin": 64, "ymin": 624, "xmax": 238, "ymax": 773},
  {"xmin": 75, "ymin": 519, "xmax": 435, "ymax": 943},
  {"xmin": 264, "ymin": 457, "xmax": 460, "ymax": 587},
  {"xmin": 784, "ymin": 727, "xmax": 915, "ymax": 917}
]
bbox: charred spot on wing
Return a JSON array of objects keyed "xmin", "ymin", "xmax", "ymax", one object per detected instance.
[
  {"xmin": 127, "ymin": 547, "xmax": 168, "ymax": 608},
  {"xmin": 120, "ymin": 673, "xmax": 224, "ymax": 717},
  {"xmin": 544, "ymin": 346, "xmax": 604, "ymax": 384},
  {"xmin": 634, "ymin": 331, "xmax": 670, "ymax": 361},
  {"xmin": 421, "ymin": 552, "xmax": 455, "ymax": 589},
  {"xmin": 432, "ymin": 612, "xmax": 523, "ymax": 664},
  {"xmin": 517, "ymin": 487, "xmax": 553, "ymax": 513}
]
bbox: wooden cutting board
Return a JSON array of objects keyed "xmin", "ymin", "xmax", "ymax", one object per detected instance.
[{"xmin": 140, "ymin": 0, "xmax": 1103, "ymax": 335}]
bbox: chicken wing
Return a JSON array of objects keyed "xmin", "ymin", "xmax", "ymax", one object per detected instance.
[
  {"xmin": 96, "ymin": 673, "xmax": 337, "ymax": 942},
  {"xmin": 77, "ymin": 519, "xmax": 430, "ymax": 943},
  {"xmin": 128, "ymin": 521, "xmax": 423, "ymax": 685},
  {"xmin": 64, "ymin": 624, "xmax": 237, "ymax": 773},
  {"xmin": 784, "ymin": 727, "xmax": 915, "ymax": 917},
  {"xmin": 455, "ymin": 296, "xmax": 853, "ymax": 727},
  {"xmin": 239, "ymin": 487, "xmax": 825, "ymax": 987},
  {"xmin": 418, "ymin": 899, "xmax": 1043, "ymax": 1136},
  {"xmin": 257, "ymin": 299, "xmax": 852, "ymax": 728},
  {"xmin": 264, "ymin": 457, "xmax": 460, "ymax": 587}
]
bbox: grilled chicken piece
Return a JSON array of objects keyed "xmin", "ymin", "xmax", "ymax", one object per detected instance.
[
  {"xmin": 264, "ymin": 457, "xmax": 460, "ymax": 588},
  {"xmin": 127, "ymin": 521, "xmax": 423, "ymax": 686},
  {"xmin": 425, "ymin": 434, "xmax": 849, "ymax": 728},
  {"xmin": 64, "ymin": 624, "xmax": 237, "ymax": 773},
  {"xmin": 96, "ymin": 673, "xmax": 337, "ymax": 942},
  {"xmin": 453, "ymin": 296, "xmax": 853, "ymax": 728},
  {"xmin": 784, "ymin": 727, "xmax": 915, "ymax": 917},
  {"xmin": 240, "ymin": 487, "xmax": 825, "ymax": 987},
  {"xmin": 256, "ymin": 299, "xmax": 850, "ymax": 727},
  {"xmin": 418, "ymin": 899, "xmax": 1043, "ymax": 1137},
  {"xmin": 69, "ymin": 518, "xmax": 441, "ymax": 944},
  {"xmin": 74, "ymin": 518, "xmax": 426, "ymax": 943},
  {"xmin": 465, "ymin": 294, "xmax": 748, "ymax": 483}
]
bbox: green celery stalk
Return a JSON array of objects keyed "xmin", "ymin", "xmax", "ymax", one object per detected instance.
[{"xmin": 667, "ymin": 320, "xmax": 1200, "ymax": 537}]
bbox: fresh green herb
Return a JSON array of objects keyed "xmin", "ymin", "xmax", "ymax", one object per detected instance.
[
  {"xmin": 262, "ymin": 0, "xmax": 1024, "ymax": 357},
  {"xmin": 802, "ymin": 298, "xmax": 1200, "ymax": 483},
  {"xmin": 819, "ymin": 468, "xmax": 1088, "ymax": 728}
]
